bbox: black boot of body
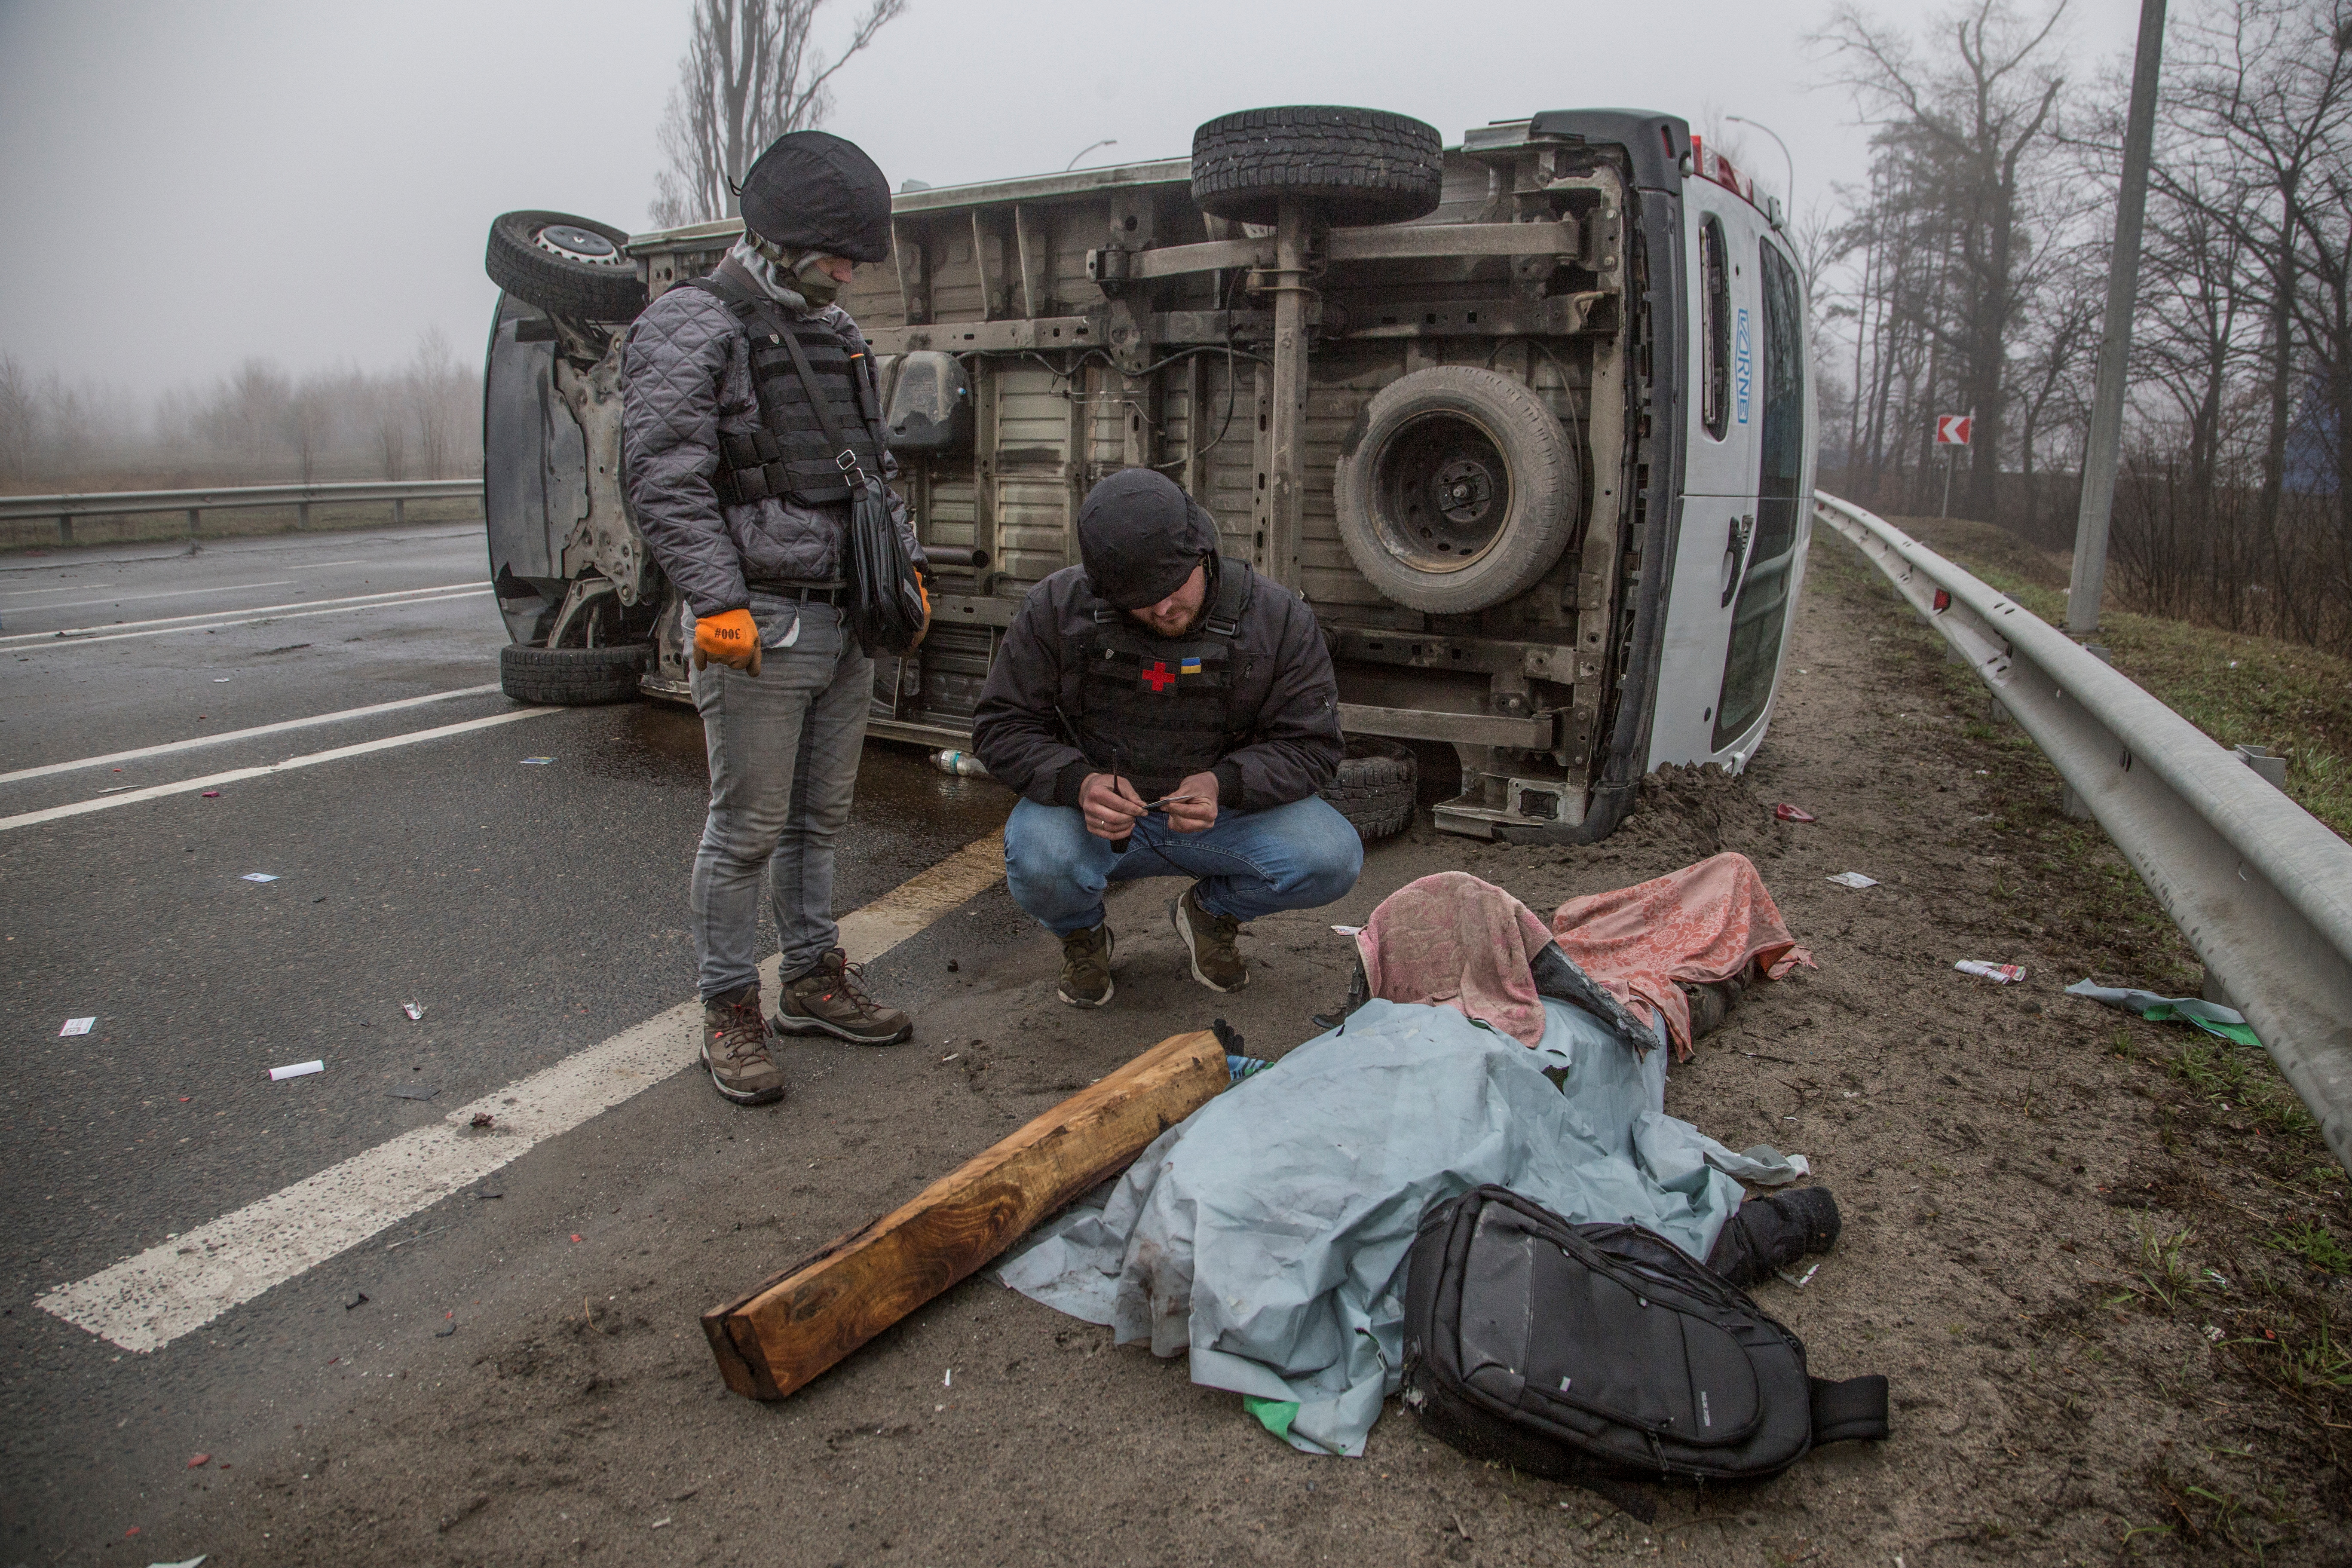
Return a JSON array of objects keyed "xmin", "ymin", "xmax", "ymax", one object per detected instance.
[{"xmin": 1704, "ymin": 1187, "xmax": 1843, "ymax": 1286}]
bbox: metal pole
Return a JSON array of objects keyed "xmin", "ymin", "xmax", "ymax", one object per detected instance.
[
  {"xmin": 1724, "ymin": 115, "xmax": 1795, "ymax": 213},
  {"xmin": 2068, "ymin": 0, "xmax": 2168, "ymax": 636},
  {"xmin": 1940, "ymin": 449, "xmax": 1954, "ymax": 518},
  {"xmin": 1267, "ymin": 195, "xmax": 1311, "ymax": 592}
]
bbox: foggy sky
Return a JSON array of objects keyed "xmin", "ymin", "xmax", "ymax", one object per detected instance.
[{"xmin": 0, "ymin": 0, "xmax": 2153, "ymax": 399}]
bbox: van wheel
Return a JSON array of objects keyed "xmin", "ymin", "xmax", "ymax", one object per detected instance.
[
  {"xmin": 1191, "ymin": 107, "xmax": 1444, "ymax": 227},
  {"xmin": 1320, "ymin": 738, "xmax": 1417, "ymax": 841},
  {"xmin": 1333, "ymin": 367, "xmax": 1580, "ymax": 614},
  {"xmin": 485, "ymin": 211, "xmax": 647, "ymax": 322},
  {"xmin": 499, "ymin": 643, "xmax": 649, "ymax": 705}
]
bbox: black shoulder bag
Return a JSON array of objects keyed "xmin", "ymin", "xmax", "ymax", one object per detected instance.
[{"xmin": 770, "ymin": 317, "xmax": 929, "ymax": 656}]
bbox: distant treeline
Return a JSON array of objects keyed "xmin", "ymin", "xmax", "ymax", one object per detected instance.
[
  {"xmin": 1804, "ymin": 0, "xmax": 2349, "ymax": 654},
  {"xmin": 0, "ymin": 329, "xmax": 481, "ymax": 494}
]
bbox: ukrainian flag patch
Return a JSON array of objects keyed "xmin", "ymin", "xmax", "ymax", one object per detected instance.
[{"xmin": 1181, "ymin": 657, "xmax": 1203, "ymax": 676}]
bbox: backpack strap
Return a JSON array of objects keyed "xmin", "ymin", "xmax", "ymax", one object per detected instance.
[
  {"xmin": 1201, "ymin": 554, "xmax": 1250, "ymax": 637},
  {"xmin": 1808, "ymin": 1375, "xmax": 1889, "ymax": 1445}
]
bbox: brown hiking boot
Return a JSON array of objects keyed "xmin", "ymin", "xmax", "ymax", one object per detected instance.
[
  {"xmin": 773, "ymin": 947, "xmax": 913, "ymax": 1045},
  {"xmin": 701, "ymin": 984, "xmax": 785, "ymax": 1106},
  {"xmin": 1170, "ymin": 885, "xmax": 1247, "ymax": 993},
  {"xmin": 1057, "ymin": 924, "xmax": 1116, "ymax": 1008}
]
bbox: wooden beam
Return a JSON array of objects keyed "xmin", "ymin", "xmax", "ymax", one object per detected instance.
[{"xmin": 702, "ymin": 1029, "xmax": 1230, "ymax": 1400}]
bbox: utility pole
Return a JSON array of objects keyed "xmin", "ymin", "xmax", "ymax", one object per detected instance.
[{"xmin": 2067, "ymin": 0, "xmax": 2168, "ymax": 635}]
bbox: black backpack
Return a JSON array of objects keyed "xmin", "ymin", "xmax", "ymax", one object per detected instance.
[{"xmin": 1400, "ymin": 1186, "xmax": 1886, "ymax": 1501}]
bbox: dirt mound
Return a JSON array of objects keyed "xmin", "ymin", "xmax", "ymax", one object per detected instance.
[{"xmin": 1615, "ymin": 761, "xmax": 1790, "ymax": 861}]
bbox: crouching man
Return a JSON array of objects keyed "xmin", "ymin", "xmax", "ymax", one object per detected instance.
[{"xmin": 971, "ymin": 469, "xmax": 1363, "ymax": 1006}]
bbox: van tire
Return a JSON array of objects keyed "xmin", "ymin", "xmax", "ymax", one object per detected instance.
[
  {"xmin": 1320, "ymin": 738, "xmax": 1417, "ymax": 841},
  {"xmin": 1333, "ymin": 367, "xmax": 1580, "ymax": 615},
  {"xmin": 1191, "ymin": 107, "xmax": 1444, "ymax": 227},
  {"xmin": 499, "ymin": 642, "xmax": 649, "ymax": 705},
  {"xmin": 485, "ymin": 211, "xmax": 647, "ymax": 322}
]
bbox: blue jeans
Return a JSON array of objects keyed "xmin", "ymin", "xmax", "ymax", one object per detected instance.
[
  {"xmin": 688, "ymin": 596, "xmax": 871, "ymax": 1001},
  {"xmin": 1003, "ymin": 793, "xmax": 1364, "ymax": 936}
]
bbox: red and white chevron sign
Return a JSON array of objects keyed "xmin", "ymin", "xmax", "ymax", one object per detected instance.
[{"xmin": 1935, "ymin": 414, "xmax": 1973, "ymax": 446}]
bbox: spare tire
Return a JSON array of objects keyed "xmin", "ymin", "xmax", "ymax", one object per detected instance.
[
  {"xmin": 1191, "ymin": 107, "xmax": 1444, "ymax": 227},
  {"xmin": 499, "ymin": 643, "xmax": 649, "ymax": 705},
  {"xmin": 1319, "ymin": 737, "xmax": 1417, "ymax": 841},
  {"xmin": 1333, "ymin": 367, "xmax": 1580, "ymax": 615},
  {"xmin": 485, "ymin": 210, "xmax": 647, "ymax": 321}
]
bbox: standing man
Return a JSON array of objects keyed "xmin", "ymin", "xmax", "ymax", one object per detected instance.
[
  {"xmin": 622, "ymin": 130, "xmax": 924, "ymax": 1108},
  {"xmin": 972, "ymin": 469, "xmax": 1362, "ymax": 1007}
]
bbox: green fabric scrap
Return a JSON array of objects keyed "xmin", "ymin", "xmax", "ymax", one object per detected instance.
[
  {"xmin": 2066, "ymin": 980, "xmax": 2262, "ymax": 1047},
  {"xmin": 1242, "ymin": 1395, "xmax": 1300, "ymax": 1440}
]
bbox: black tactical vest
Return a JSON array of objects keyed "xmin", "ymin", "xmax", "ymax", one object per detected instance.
[
  {"xmin": 689, "ymin": 272, "xmax": 886, "ymax": 509},
  {"xmin": 1060, "ymin": 557, "xmax": 1255, "ymax": 800}
]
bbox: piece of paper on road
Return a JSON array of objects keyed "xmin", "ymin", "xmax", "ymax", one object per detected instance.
[
  {"xmin": 59, "ymin": 1017, "xmax": 96, "ymax": 1036},
  {"xmin": 241, "ymin": 873, "xmax": 278, "ymax": 883},
  {"xmin": 1825, "ymin": 872, "xmax": 1879, "ymax": 889},
  {"xmin": 267, "ymin": 1060, "xmax": 325, "ymax": 1081}
]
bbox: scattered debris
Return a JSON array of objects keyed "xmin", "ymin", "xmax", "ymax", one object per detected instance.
[
  {"xmin": 59, "ymin": 1017, "xmax": 95, "ymax": 1037},
  {"xmin": 1775, "ymin": 1263, "xmax": 1822, "ymax": 1289},
  {"xmin": 96, "ymin": 785, "xmax": 138, "ymax": 794},
  {"xmin": 570, "ymin": 1233, "xmax": 583, "ymax": 1243},
  {"xmin": 146, "ymin": 1557, "xmax": 206, "ymax": 1568},
  {"xmin": 476, "ymin": 1186, "xmax": 503, "ymax": 1200},
  {"xmin": 344, "ymin": 1293, "xmax": 368, "ymax": 1311},
  {"xmin": 386, "ymin": 1228, "xmax": 444, "ymax": 1253},
  {"xmin": 1331, "ymin": 924, "xmax": 1363, "ymax": 936},
  {"xmin": 1954, "ymin": 961, "xmax": 2027, "ymax": 984},
  {"xmin": 943, "ymin": 1367, "xmax": 953, "ymax": 1387},
  {"xmin": 401, "ymin": 1002, "xmax": 423, "ymax": 1021},
  {"xmin": 434, "ymin": 1321, "xmax": 456, "ymax": 1338},
  {"xmin": 519, "ymin": 757, "xmax": 554, "ymax": 766},
  {"xmin": 1774, "ymin": 803, "xmax": 1818, "ymax": 823},
  {"xmin": 651, "ymin": 1518, "xmax": 673, "ymax": 1530},
  {"xmin": 199, "ymin": 790, "xmax": 220, "ymax": 799},
  {"xmin": 186, "ymin": 1453, "xmax": 210, "ymax": 1468},
  {"xmin": 2064, "ymin": 980, "xmax": 2261, "ymax": 1047},
  {"xmin": 1825, "ymin": 872, "xmax": 1879, "ymax": 889},
  {"xmin": 946, "ymin": 959, "xmax": 959, "ymax": 972},
  {"xmin": 267, "ymin": 1060, "xmax": 325, "ymax": 1082},
  {"xmin": 389, "ymin": 1084, "xmax": 438, "ymax": 1102},
  {"xmin": 240, "ymin": 873, "xmax": 278, "ymax": 883},
  {"xmin": 469, "ymin": 1112, "xmax": 495, "ymax": 1129},
  {"xmin": 212, "ymin": 677, "xmax": 230, "ymax": 683}
]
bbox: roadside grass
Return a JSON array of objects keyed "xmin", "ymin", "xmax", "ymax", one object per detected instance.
[
  {"xmin": 1808, "ymin": 527, "xmax": 2352, "ymax": 1532},
  {"xmin": 1894, "ymin": 517, "xmax": 2352, "ymax": 841}
]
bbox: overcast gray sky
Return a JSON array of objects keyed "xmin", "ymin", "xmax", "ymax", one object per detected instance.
[{"xmin": 0, "ymin": 0, "xmax": 2151, "ymax": 398}]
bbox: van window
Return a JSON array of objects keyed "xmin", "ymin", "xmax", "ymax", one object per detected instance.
[
  {"xmin": 1711, "ymin": 238, "xmax": 1807, "ymax": 749},
  {"xmin": 1699, "ymin": 216, "xmax": 1730, "ymax": 441}
]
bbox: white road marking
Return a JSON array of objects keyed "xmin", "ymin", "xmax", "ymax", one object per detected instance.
[
  {"xmin": 3, "ymin": 579, "xmax": 295, "ymax": 613},
  {"xmin": 284, "ymin": 559, "xmax": 374, "ymax": 570},
  {"xmin": 0, "ymin": 706, "xmax": 555, "ymax": 833},
  {"xmin": 0, "ymin": 587, "xmax": 490, "ymax": 652},
  {"xmin": 0, "ymin": 581, "xmax": 488, "ymax": 649},
  {"xmin": 37, "ymin": 828, "xmax": 1009, "ymax": 1354},
  {"xmin": 0, "ymin": 683, "xmax": 505, "ymax": 787}
]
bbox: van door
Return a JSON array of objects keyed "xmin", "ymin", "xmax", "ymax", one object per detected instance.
[
  {"xmin": 1646, "ymin": 183, "xmax": 1772, "ymax": 770},
  {"xmin": 1708, "ymin": 236, "xmax": 1813, "ymax": 761}
]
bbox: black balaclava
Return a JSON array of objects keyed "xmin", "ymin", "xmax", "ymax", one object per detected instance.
[{"xmin": 1078, "ymin": 469, "xmax": 1219, "ymax": 610}]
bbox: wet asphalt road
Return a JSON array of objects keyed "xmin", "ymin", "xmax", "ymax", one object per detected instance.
[{"xmin": 0, "ymin": 524, "xmax": 1014, "ymax": 1558}]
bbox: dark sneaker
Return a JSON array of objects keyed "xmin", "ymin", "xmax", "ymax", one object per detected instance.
[
  {"xmin": 701, "ymin": 984, "xmax": 785, "ymax": 1106},
  {"xmin": 1169, "ymin": 885, "xmax": 1247, "ymax": 993},
  {"xmin": 1057, "ymin": 924, "xmax": 1116, "ymax": 1008},
  {"xmin": 773, "ymin": 947, "xmax": 913, "ymax": 1045}
]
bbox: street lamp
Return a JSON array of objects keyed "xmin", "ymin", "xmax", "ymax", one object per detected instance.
[
  {"xmin": 1724, "ymin": 115, "xmax": 1794, "ymax": 216},
  {"xmin": 1065, "ymin": 139, "xmax": 1118, "ymax": 171}
]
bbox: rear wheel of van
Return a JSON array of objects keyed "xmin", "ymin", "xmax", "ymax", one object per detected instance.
[
  {"xmin": 499, "ymin": 643, "xmax": 649, "ymax": 705},
  {"xmin": 485, "ymin": 211, "xmax": 647, "ymax": 322},
  {"xmin": 1191, "ymin": 107, "xmax": 1444, "ymax": 227},
  {"xmin": 1319, "ymin": 738, "xmax": 1417, "ymax": 841},
  {"xmin": 1333, "ymin": 367, "xmax": 1580, "ymax": 615}
]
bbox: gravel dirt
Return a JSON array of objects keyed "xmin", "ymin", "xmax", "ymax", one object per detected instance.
[{"xmin": 108, "ymin": 534, "xmax": 2351, "ymax": 1566}]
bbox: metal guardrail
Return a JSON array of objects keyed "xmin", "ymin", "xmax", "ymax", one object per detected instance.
[
  {"xmin": 0, "ymin": 479, "xmax": 482, "ymax": 545},
  {"xmin": 1813, "ymin": 491, "xmax": 2352, "ymax": 1178}
]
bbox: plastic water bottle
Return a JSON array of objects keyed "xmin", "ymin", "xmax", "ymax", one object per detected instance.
[{"xmin": 932, "ymin": 749, "xmax": 989, "ymax": 778}]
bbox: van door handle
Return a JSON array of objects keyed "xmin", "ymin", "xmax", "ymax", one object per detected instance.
[{"xmin": 1720, "ymin": 513, "xmax": 1755, "ymax": 607}]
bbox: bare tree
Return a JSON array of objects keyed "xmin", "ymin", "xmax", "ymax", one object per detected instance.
[
  {"xmin": 0, "ymin": 352, "xmax": 34, "ymax": 484},
  {"xmin": 649, "ymin": 0, "xmax": 908, "ymax": 228},
  {"xmin": 1816, "ymin": 0, "xmax": 2071, "ymax": 523}
]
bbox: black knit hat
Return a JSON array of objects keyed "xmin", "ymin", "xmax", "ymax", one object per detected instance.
[
  {"xmin": 738, "ymin": 131, "xmax": 893, "ymax": 264},
  {"xmin": 1078, "ymin": 469, "xmax": 1219, "ymax": 609}
]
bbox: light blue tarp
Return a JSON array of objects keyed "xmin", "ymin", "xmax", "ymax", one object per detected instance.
[{"xmin": 996, "ymin": 998, "xmax": 1807, "ymax": 1457}]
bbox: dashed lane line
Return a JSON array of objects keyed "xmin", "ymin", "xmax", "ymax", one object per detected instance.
[
  {"xmin": 35, "ymin": 828, "xmax": 1009, "ymax": 1354},
  {"xmin": 0, "ymin": 683, "xmax": 505, "ymax": 787},
  {"xmin": 0, "ymin": 581, "xmax": 489, "ymax": 650},
  {"xmin": 0, "ymin": 706, "xmax": 556, "ymax": 833}
]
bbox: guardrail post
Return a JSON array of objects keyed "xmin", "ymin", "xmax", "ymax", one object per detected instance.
[
  {"xmin": 392, "ymin": 497, "xmax": 405, "ymax": 527},
  {"xmin": 57, "ymin": 515, "xmax": 71, "ymax": 546},
  {"xmin": 186, "ymin": 507, "xmax": 199, "ymax": 541},
  {"xmin": 295, "ymin": 501, "xmax": 309, "ymax": 532}
]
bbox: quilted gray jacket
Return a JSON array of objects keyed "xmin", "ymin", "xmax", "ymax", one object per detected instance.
[{"xmin": 619, "ymin": 274, "xmax": 921, "ymax": 617}]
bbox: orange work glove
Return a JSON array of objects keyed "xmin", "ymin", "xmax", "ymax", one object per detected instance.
[
  {"xmin": 906, "ymin": 573, "xmax": 933, "ymax": 652},
  {"xmin": 692, "ymin": 607, "xmax": 762, "ymax": 675}
]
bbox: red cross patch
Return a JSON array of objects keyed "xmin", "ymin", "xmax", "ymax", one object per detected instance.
[{"xmin": 1139, "ymin": 660, "xmax": 1176, "ymax": 693}]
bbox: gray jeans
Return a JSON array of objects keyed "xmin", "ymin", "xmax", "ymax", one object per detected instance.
[{"xmin": 689, "ymin": 596, "xmax": 872, "ymax": 1002}]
